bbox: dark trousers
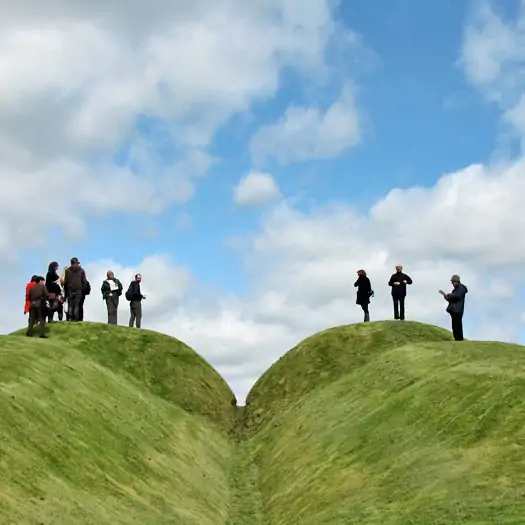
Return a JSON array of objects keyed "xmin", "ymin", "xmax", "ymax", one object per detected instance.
[
  {"xmin": 450, "ymin": 312, "xmax": 464, "ymax": 341},
  {"xmin": 79, "ymin": 294, "xmax": 86, "ymax": 321},
  {"xmin": 393, "ymin": 296, "xmax": 405, "ymax": 320},
  {"xmin": 27, "ymin": 306, "xmax": 46, "ymax": 337},
  {"xmin": 129, "ymin": 300, "xmax": 142, "ymax": 328},
  {"xmin": 106, "ymin": 298, "xmax": 118, "ymax": 325},
  {"xmin": 67, "ymin": 292, "xmax": 82, "ymax": 321},
  {"xmin": 48, "ymin": 301, "xmax": 64, "ymax": 322},
  {"xmin": 359, "ymin": 303, "xmax": 370, "ymax": 322}
]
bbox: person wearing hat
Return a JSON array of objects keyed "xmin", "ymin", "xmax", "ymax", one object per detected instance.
[
  {"xmin": 439, "ymin": 274, "xmax": 468, "ymax": 341},
  {"xmin": 354, "ymin": 269, "xmax": 374, "ymax": 322}
]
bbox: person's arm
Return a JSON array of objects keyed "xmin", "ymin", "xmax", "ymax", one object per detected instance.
[
  {"xmin": 354, "ymin": 279, "xmax": 359, "ymax": 287},
  {"xmin": 446, "ymin": 287, "xmax": 465, "ymax": 302},
  {"xmin": 405, "ymin": 274, "xmax": 412, "ymax": 285},
  {"xmin": 81, "ymin": 269, "xmax": 88, "ymax": 289},
  {"xmin": 42, "ymin": 284, "xmax": 49, "ymax": 300},
  {"xmin": 101, "ymin": 281, "xmax": 108, "ymax": 299},
  {"xmin": 117, "ymin": 279, "xmax": 123, "ymax": 295},
  {"xmin": 388, "ymin": 275, "xmax": 394, "ymax": 286}
]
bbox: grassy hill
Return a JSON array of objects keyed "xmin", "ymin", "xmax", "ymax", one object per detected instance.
[{"xmin": 3, "ymin": 320, "xmax": 525, "ymax": 523}]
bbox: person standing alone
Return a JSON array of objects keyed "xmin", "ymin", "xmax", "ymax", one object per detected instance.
[
  {"xmin": 354, "ymin": 269, "xmax": 373, "ymax": 322},
  {"xmin": 439, "ymin": 274, "xmax": 468, "ymax": 341},
  {"xmin": 63, "ymin": 257, "xmax": 88, "ymax": 322},
  {"xmin": 388, "ymin": 263, "xmax": 413, "ymax": 320},
  {"xmin": 101, "ymin": 270, "xmax": 123, "ymax": 325},
  {"xmin": 126, "ymin": 274, "xmax": 146, "ymax": 328}
]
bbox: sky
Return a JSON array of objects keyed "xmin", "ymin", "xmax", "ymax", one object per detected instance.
[{"xmin": 2, "ymin": 0, "xmax": 525, "ymax": 403}]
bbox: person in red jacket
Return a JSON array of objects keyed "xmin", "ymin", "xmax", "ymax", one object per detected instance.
[{"xmin": 24, "ymin": 275, "xmax": 39, "ymax": 315}]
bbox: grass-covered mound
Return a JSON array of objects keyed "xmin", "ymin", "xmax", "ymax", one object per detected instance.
[
  {"xmin": 4, "ymin": 319, "xmax": 525, "ymax": 524},
  {"xmin": 243, "ymin": 321, "xmax": 525, "ymax": 524},
  {"xmin": 3, "ymin": 323, "xmax": 236, "ymax": 524}
]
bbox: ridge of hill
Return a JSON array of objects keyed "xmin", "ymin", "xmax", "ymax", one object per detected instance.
[{"xmin": 4, "ymin": 320, "xmax": 525, "ymax": 523}]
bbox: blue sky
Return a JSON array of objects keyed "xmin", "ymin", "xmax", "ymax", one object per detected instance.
[{"xmin": 3, "ymin": 0, "xmax": 525, "ymax": 400}]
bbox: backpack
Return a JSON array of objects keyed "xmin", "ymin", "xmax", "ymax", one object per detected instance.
[{"xmin": 125, "ymin": 283, "xmax": 134, "ymax": 301}]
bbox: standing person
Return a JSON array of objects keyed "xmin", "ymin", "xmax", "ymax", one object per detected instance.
[
  {"xmin": 60, "ymin": 265, "xmax": 70, "ymax": 320},
  {"xmin": 24, "ymin": 275, "xmax": 39, "ymax": 316},
  {"xmin": 354, "ymin": 269, "xmax": 373, "ymax": 322},
  {"xmin": 388, "ymin": 263, "xmax": 413, "ymax": 321},
  {"xmin": 45, "ymin": 261, "xmax": 64, "ymax": 322},
  {"xmin": 63, "ymin": 257, "xmax": 88, "ymax": 322},
  {"xmin": 126, "ymin": 274, "xmax": 146, "ymax": 328},
  {"xmin": 27, "ymin": 276, "xmax": 49, "ymax": 338},
  {"xmin": 101, "ymin": 270, "xmax": 123, "ymax": 325},
  {"xmin": 439, "ymin": 274, "xmax": 468, "ymax": 341}
]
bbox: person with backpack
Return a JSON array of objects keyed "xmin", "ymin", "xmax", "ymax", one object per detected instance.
[
  {"xmin": 388, "ymin": 263, "xmax": 413, "ymax": 321},
  {"xmin": 101, "ymin": 270, "xmax": 123, "ymax": 325},
  {"xmin": 63, "ymin": 257, "xmax": 88, "ymax": 321},
  {"xmin": 354, "ymin": 269, "xmax": 374, "ymax": 322},
  {"xmin": 439, "ymin": 274, "xmax": 468, "ymax": 341},
  {"xmin": 126, "ymin": 274, "xmax": 146, "ymax": 328},
  {"xmin": 27, "ymin": 276, "xmax": 49, "ymax": 338}
]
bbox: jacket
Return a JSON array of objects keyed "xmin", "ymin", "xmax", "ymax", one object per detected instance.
[
  {"xmin": 388, "ymin": 272, "xmax": 413, "ymax": 297},
  {"xmin": 24, "ymin": 281, "xmax": 37, "ymax": 314},
  {"xmin": 27, "ymin": 282, "xmax": 48, "ymax": 308},
  {"xmin": 101, "ymin": 278, "xmax": 123, "ymax": 306},
  {"xmin": 354, "ymin": 276, "xmax": 373, "ymax": 305},
  {"xmin": 64, "ymin": 265, "xmax": 88, "ymax": 295},
  {"xmin": 446, "ymin": 284, "xmax": 468, "ymax": 315}
]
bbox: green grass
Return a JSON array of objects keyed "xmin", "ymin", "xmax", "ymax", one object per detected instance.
[{"xmin": 4, "ymin": 320, "xmax": 525, "ymax": 523}]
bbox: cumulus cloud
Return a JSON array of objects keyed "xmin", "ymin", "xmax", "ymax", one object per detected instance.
[
  {"xmin": 250, "ymin": 82, "xmax": 361, "ymax": 166},
  {"xmin": 0, "ymin": 0, "xmax": 356, "ymax": 258},
  {"xmin": 461, "ymin": 0, "xmax": 525, "ymax": 135},
  {"xmin": 233, "ymin": 172, "xmax": 281, "ymax": 207}
]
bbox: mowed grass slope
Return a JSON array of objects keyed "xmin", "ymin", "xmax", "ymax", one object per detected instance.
[
  {"xmin": 2, "ymin": 323, "xmax": 237, "ymax": 524},
  {"xmin": 4, "ymin": 320, "xmax": 525, "ymax": 524},
  {"xmin": 244, "ymin": 321, "xmax": 525, "ymax": 524}
]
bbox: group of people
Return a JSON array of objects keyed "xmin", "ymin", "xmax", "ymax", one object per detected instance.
[
  {"xmin": 24, "ymin": 258, "xmax": 147, "ymax": 337},
  {"xmin": 354, "ymin": 264, "xmax": 468, "ymax": 341}
]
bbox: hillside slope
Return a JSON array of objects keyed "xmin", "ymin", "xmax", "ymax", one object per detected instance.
[
  {"xmin": 3, "ymin": 324, "xmax": 236, "ymax": 524},
  {"xmin": 4, "ymin": 320, "xmax": 525, "ymax": 524},
  {"xmin": 244, "ymin": 321, "xmax": 525, "ymax": 524}
]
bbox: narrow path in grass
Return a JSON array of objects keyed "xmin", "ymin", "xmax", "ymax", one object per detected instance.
[{"xmin": 227, "ymin": 407, "xmax": 265, "ymax": 525}]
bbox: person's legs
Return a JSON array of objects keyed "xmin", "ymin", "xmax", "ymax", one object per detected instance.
[
  {"xmin": 27, "ymin": 306, "xmax": 36, "ymax": 336},
  {"xmin": 129, "ymin": 303, "xmax": 136, "ymax": 327},
  {"xmin": 450, "ymin": 312, "xmax": 464, "ymax": 341},
  {"xmin": 399, "ymin": 296, "xmax": 405, "ymax": 320},
  {"xmin": 79, "ymin": 295, "xmax": 85, "ymax": 321},
  {"xmin": 37, "ymin": 307, "xmax": 47, "ymax": 337},
  {"xmin": 48, "ymin": 307, "xmax": 55, "ymax": 323},
  {"xmin": 68, "ymin": 293, "xmax": 81, "ymax": 321},
  {"xmin": 57, "ymin": 302, "xmax": 64, "ymax": 321},
  {"xmin": 135, "ymin": 302, "xmax": 142, "ymax": 328},
  {"xmin": 106, "ymin": 299, "xmax": 117, "ymax": 325},
  {"xmin": 361, "ymin": 303, "xmax": 370, "ymax": 322},
  {"xmin": 393, "ymin": 297, "xmax": 399, "ymax": 319}
]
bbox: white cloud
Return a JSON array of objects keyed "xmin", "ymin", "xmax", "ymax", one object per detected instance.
[
  {"xmin": 233, "ymin": 171, "xmax": 281, "ymax": 207},
  {"xmin": 61, "ymin": 150, "xmax": 524, "ymax": 403},
  {"xmin": 0, "ymin": 0, "xmax": 357, "ymax": 259},
  {"xmin": 461, "ymin": 0, "xmax": 525, "ymax": 135},
  {"xmin": 250, "ymin": 82, "xmax": 360, "ymax": 166}
]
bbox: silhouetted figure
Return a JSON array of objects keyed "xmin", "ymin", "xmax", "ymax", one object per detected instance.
[
  {"xmin": 354, "ymin": 269, "xmax": 373, "ymax": 322},
  {"xmin": 101, "ymin": 270, "xmax": 123, "ymax": 325},
  {"xmin": 126, "ymin": 273, "xmax": 146, "ymax": 328},
  {"xmin": 46, "ymin": 261, "xmax": 64, "ymax": 322},
  {"xmin": 388, "ymin": 263, "xmax": 413, "ymax": 320},
  {"xmin": 439, "ymin": 274, "xmax": 468, "ymax": 341},
  {"xmin": 27, "ymin": 277, "xmax": 48, "ymax": 338},
  {"xmin": 63, "ymin": 257, "xmax": 88, "ymax": 322}
]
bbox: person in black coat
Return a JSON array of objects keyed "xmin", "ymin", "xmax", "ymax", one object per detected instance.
[
  {"xmin": 388, "ymin": 263, "xmax": 413, "ymax": 320},
  {"xmin": 439, "ymin": 274, "xmax": 468, "ymax": 341},
  {"xmin": 45, "ymin": 261, "xmax": 64, "ymax": 322},
  {"xmin": 354, "ymin": 269, "xmax": 373, "ymax": 322}
]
